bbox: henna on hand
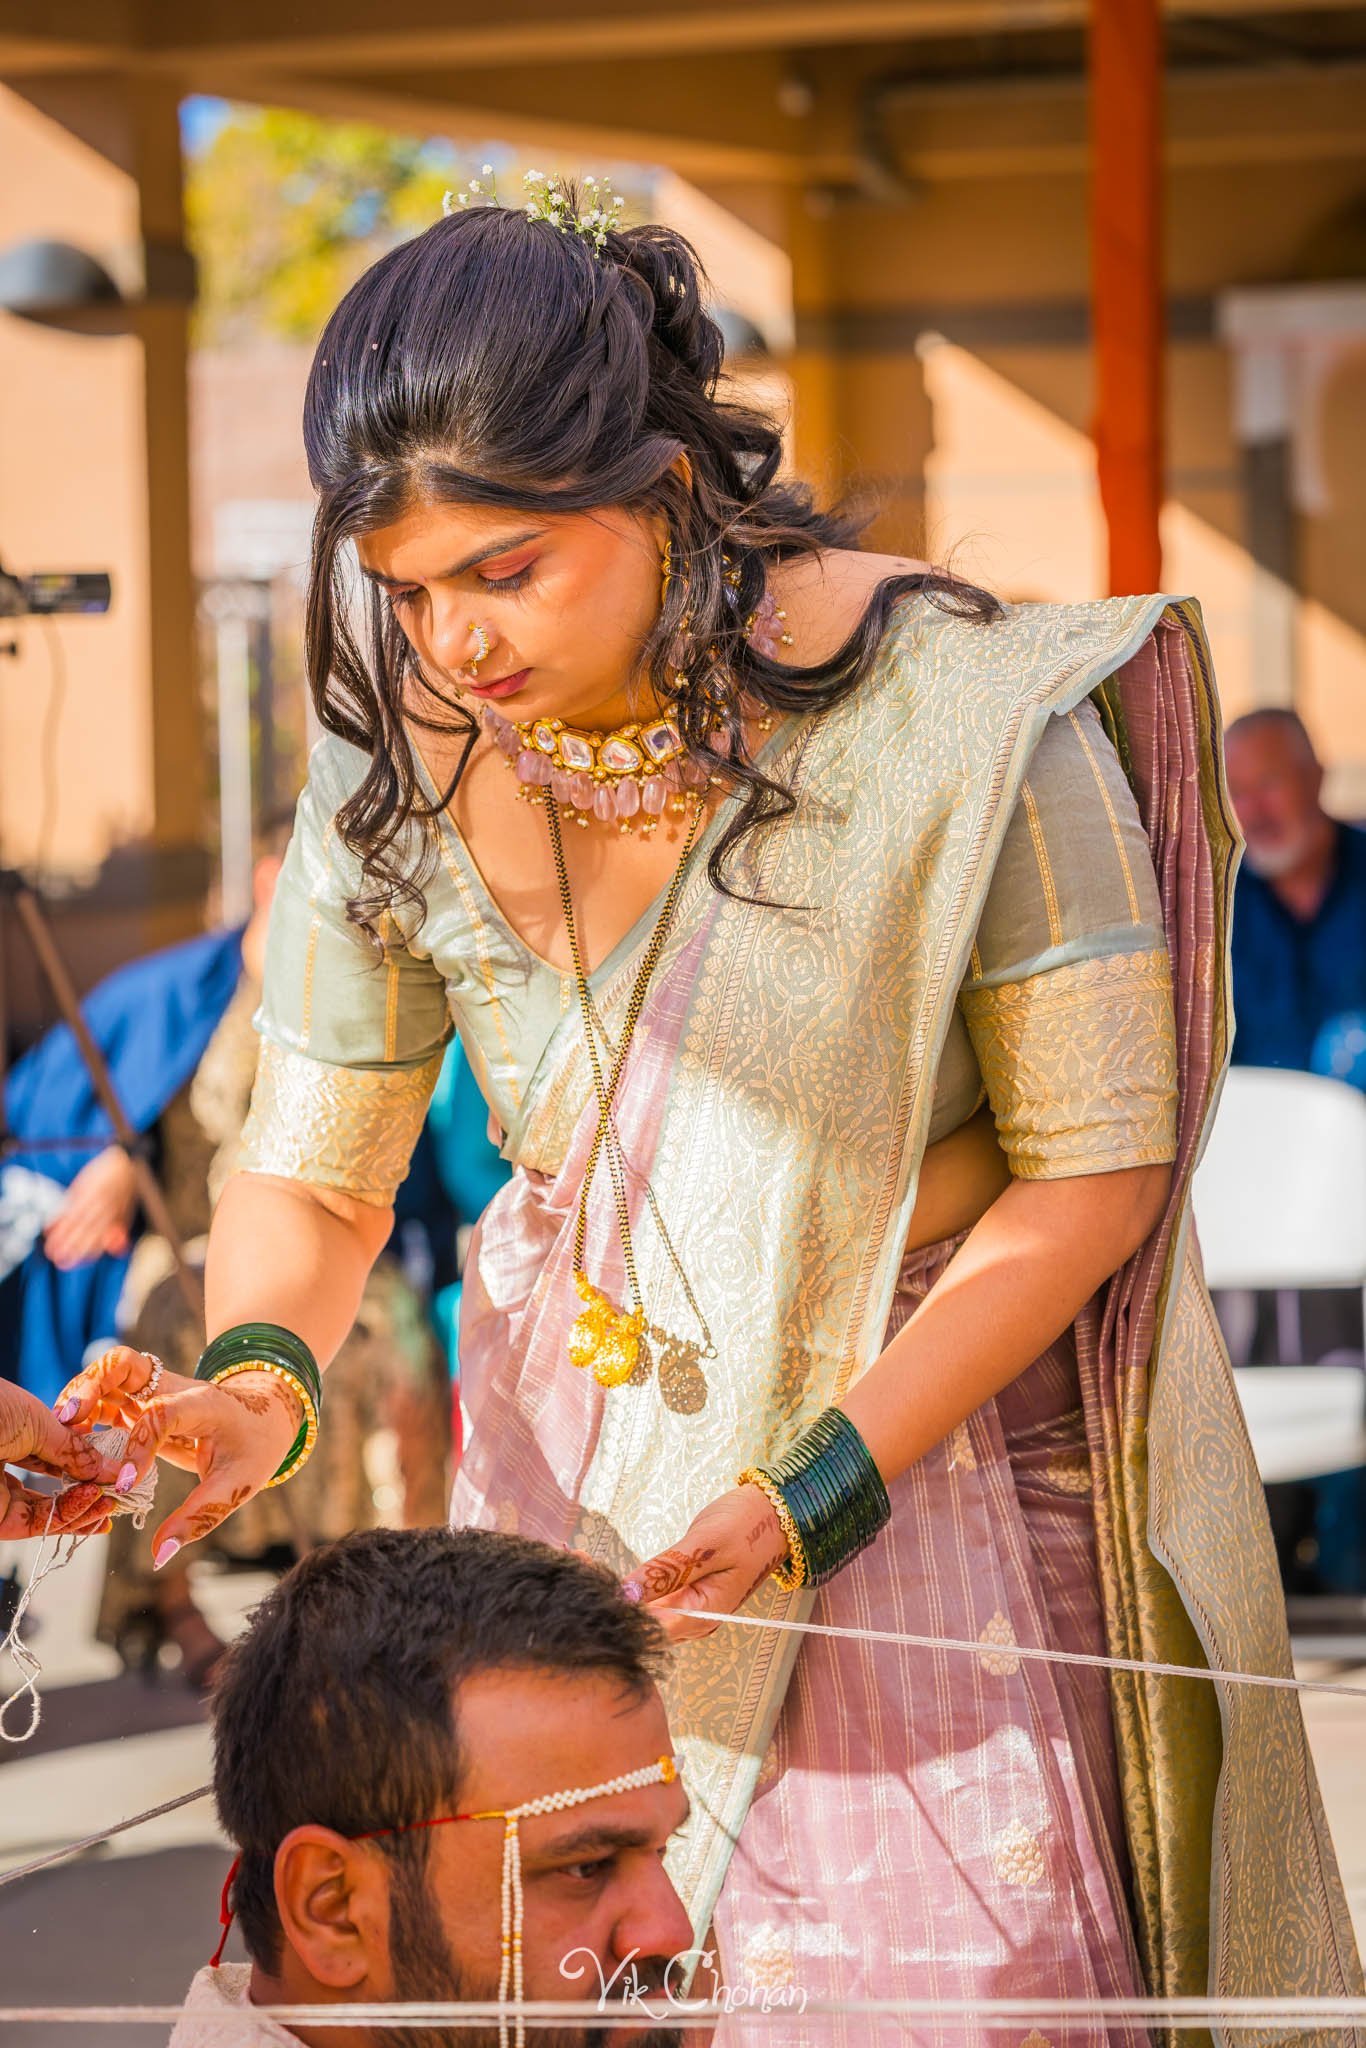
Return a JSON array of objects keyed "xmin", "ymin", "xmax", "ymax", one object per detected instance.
[
  {"xmin": 0, "ymin": 1378, "xmax": 120, "ymax": 1490},
  {"xmin": 15, "ymin": 1436, "xmax": 106, "ymax": 1483},
  {"xmin": 633, "ymin": 1545, "xmax": 717, "ymax": 1601},
  {"xmin": 223, "ymin": 1375, "xmax": 302, "ymax": 1433},
  {"xmin": 182, "ymin": 1483, "xmax": 253, "ymax": 1544},
  {"xmin": 0, "ymin": 1477, "xmax": 109, "ymax": 1541},
  {"xmin": 225, "ymin": 1387, "xmax": 275, "ymax": 1418}
]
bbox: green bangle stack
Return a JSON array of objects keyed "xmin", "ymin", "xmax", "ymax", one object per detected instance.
[
  {"xmin": 740, "ymin": 1408, "xmax": 891, "ymax": 1590},
  {"xmin": 195, "ymin": 1323, "xmax": 323, "ymax": 1487}
]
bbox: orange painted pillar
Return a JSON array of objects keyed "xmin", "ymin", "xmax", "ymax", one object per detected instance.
[{"xmin": 1089, "ymin": 0, "xmax": 1164, "ymax": 595}]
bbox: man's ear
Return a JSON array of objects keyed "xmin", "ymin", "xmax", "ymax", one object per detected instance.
[{"xmin": 274, "ymin": 1827, "xmax": 391, "ymax": 1993}]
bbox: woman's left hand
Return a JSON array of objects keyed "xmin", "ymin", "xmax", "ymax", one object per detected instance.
[
  {"xmin": 53, "ymin": 1344, "xmax": 302, "ymax": 1564},
  {"xmin": 622, "ymin": 1485, "xmax": 788, "ymax": 1643}
]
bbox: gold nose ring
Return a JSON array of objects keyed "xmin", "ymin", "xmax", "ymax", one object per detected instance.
[{"xmin": 466, "ymin": 622, "xmax": 491, "ymax": 673}]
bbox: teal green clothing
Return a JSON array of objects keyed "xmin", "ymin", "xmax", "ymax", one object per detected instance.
[{"xmin": 427, "ymin": 1040, "xmax": 511, "ymax": 1371}]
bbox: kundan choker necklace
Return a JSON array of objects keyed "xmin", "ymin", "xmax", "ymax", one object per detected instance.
[{"xmin": 479, "ymin": 702, "xmax": 727, "ymax": 832}]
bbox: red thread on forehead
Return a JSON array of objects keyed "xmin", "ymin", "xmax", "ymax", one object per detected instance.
[{"xmin": 207, "ymin": 1756, "xmax": 679, "ymax": 1989}]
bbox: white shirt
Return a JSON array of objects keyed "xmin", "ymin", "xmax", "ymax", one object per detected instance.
[{"xmin": 168, "ymin": 1965, "xmax": 300, "ymax": 2046}]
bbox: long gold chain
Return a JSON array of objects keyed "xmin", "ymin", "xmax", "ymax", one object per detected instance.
[{"xmin": 543, "ymin": 789, "xmax": 704, "ymax": 1388}]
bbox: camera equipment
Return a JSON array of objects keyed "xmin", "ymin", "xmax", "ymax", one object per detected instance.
[{"xmin": 0, "ymin": 562, "xmax": 112, "ymax": 619}]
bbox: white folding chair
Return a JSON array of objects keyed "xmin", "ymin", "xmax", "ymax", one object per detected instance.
[{"xmin": 1192, "ymin": 1065, "xmax": 1366, "ymax": 1483}]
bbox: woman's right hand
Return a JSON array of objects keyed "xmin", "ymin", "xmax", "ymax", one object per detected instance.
[
  {"xmin": 53, "ymin": 1345, "xmax": 302, "ymax": 1568},
  {"xmin": 0, "ymin": 1378, "xmax": 118, "ymax": 1540}
]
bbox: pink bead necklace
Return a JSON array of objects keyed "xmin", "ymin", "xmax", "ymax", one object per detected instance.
[{"xmin": 480, "ymin": 702, "xmax": 732, "ymax": 833}]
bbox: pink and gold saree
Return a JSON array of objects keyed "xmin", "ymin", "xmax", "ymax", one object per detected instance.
[{"xmin": 449, "ymin": 596, "xmax": 1361, "ymax": 2041}]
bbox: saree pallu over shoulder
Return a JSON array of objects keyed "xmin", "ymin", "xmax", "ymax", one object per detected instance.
[{"xmin": 454, "ymin": 595, "xmax": 1360, "ymax": 2034}]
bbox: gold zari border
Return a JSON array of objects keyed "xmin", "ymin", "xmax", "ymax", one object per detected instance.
[
  {"xmin": 238, "ymin": 1039, "xmax": 444, "ymax": 1206},
  {"xmin": 961, "ymin": 948, "xmax": 1178, "ymax": 1179}
]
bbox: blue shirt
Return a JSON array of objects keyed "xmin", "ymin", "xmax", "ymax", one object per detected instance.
[{"xmin": 1230, "ymin": 822, "xmax": 1366, "ymax": 1072}]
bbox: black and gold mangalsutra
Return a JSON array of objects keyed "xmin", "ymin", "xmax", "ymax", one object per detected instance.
[
  {"xmin": 489, "ymin": 537, "xmax": 786, "ymax": 1388},
  {"xmin": 541, "ymin": 789, "xmax": 716, "ymax": 1391}
]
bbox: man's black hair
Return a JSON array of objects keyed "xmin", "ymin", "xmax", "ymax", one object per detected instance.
[{"xmin": 212, "ymin": 1525, "xmax": 669, "ymax": 1970}]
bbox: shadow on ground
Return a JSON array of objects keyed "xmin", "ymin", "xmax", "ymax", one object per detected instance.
[{"xmin": 0, "ymin": 1844, "xmax": 248, "ymax": 2047}]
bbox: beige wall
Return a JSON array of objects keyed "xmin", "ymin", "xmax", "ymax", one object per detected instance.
[
  {"xmin": 190, "ymin": 340, "xmax": 313, "ymax": 576},
  {"xmin": 0, "ymin": 80, "xmax": 209, "ymax": 1035},
  {"xmin": 0, "ymin": 87, "xmax": 151, "ymax": 884}
]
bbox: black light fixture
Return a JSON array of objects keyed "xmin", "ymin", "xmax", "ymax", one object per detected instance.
[{"xmin": 0, "ymin": 238, "xmax": 129, "ymax": 335}]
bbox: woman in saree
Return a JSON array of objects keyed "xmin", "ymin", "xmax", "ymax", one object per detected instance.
[{"xmin": 59, "ymin": 186, "xmax": 1359, "ymax": 2037}]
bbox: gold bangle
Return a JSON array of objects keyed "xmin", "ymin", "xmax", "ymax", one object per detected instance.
[
  {"xmin": 737, "ymin": 1467, "xmax": 808, "ymax": 1592},
  {"xmin": 208, "ymin": 1358, "xmax": 320, "ymax": 1487}
]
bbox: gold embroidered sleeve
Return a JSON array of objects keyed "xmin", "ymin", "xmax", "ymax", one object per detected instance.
[
  {"xmin": 238, "ymin": 1041, "xmax": 445, "ymax": 1206},
  {"xmin": 258, "ymin": 736, "xmax": 452, "ymax": 1071},
  {"xmin": 960, "ymin": 949, "xmax": 1178, "ymax": 1180}
]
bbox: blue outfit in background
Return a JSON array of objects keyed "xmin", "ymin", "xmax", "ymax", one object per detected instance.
[
  {"xmin": 1229, "ymin": 821, "xmax": 1366, "ymax": 1596},
  {"xmin": 1, "ymin": 937, "xmax": 510, "ymax": 1417},
  {"xmin": 0, "ymin": 927, "xmax": 245, "ymax": 1406},
  {"xmin": 1230, "ymin": 821, "xmax": 1366, "ymax": 1072}
]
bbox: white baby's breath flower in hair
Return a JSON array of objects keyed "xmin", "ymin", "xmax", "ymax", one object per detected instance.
[{"xmin": 502, "ymin": 167, "xmax": 625, "ymax": 253}]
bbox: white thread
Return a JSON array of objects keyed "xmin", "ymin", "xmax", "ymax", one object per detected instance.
[
  {"xmin": 660, "ymin": 1605, "xmax": 1366, "ymax": 1701},
  {"xmin": 0, "ymin": 1597, "xmax": 1360, "ymax": 1899},
  {"xmin": 5, "ymin": 1996, "xmax": 1366, "ymax": 2029},
  {"xmin": 93, "ymin": 1423, "xmax": 158, "ymax": 1525},
  {"xmin": 0, "ymin": 1426, "xmax": 157, "ymax": 1745},
  {"xmin": 0, "ymin": 1600, "xmax": 1363, "ymax": 1898},
  {"xmin": 0, "ymin": 1493, "xmax": 63, "ymax": 1743},
  {"xmin": 0, "ymin": 1782, "xmax": 213, "ymax": 1890}
]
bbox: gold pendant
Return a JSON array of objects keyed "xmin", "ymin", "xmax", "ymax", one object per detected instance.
[
  {"xmin": 653, "ymin": 1331, "xmax": 709, "ymax": 1415},
  {"xmin": 568, "ymin": 1274, "xmax": 646, "ymax": 1390}
]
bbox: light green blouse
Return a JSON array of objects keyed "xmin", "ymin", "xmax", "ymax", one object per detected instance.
[{"xmin": 240, "ymin": 694, "xmax": 1177, "ymax": 1202}]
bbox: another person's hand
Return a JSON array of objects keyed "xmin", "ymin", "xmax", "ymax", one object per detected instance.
[
  {"xmin": 43, "ymin": 1146, "xmax": 139, "ymax": 1270},
  {"xmin": 54, "ymin": 1345, "xmax": 302, "ymax": 1568},
  {"xmin": 0, "ymin": 1379, "xmax": 119, "ymax": 1539},
  {"xmin": 621, "ymin": 1486, "xmax": 788, "ymax": 1644}
]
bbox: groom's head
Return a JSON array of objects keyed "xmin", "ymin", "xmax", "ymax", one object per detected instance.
[{"xmin": 211, "ymin": 1526, "xmax": 695, "ymax": 2045}]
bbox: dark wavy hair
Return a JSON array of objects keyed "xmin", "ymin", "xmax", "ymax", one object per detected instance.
[
  {"xmin": 213, "ymin": 1525, "xmax": 668, "ymax": 1972},
  {"xmin": 302, "ymin": 193, "xmax": 1001, "ymax": 937}
]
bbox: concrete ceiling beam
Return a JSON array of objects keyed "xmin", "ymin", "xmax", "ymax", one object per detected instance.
[
  {"xmin": 159, "ymin": 54, "xmax": 1366, "ymax": 191},
  {"xmin": 6, "ymin": 0, "xmax": 1366, "ymax": 78},
  {"xmin": 209, "ymin": 65, "xmax": 812, "ymax": 184},
  {"xmin": 867, "ymin": 62, "xmax": 1366, "ymax": 180}
]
